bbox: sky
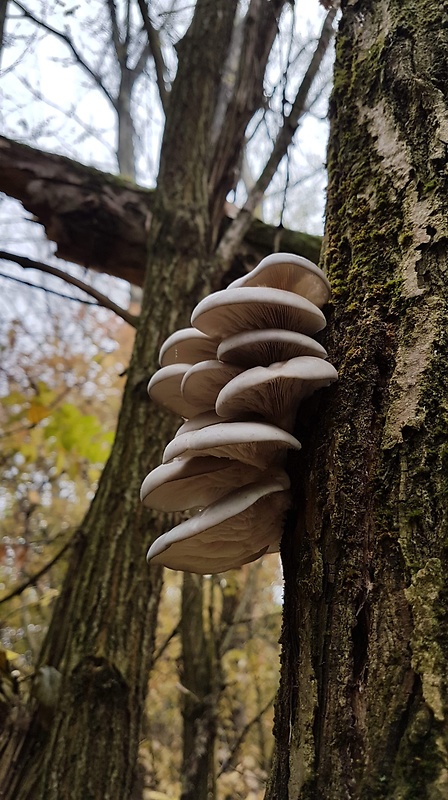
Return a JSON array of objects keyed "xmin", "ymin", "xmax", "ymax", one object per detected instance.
[{"xmin": 0, "ymin": 1, "xmax": 336, "ymax": 328}]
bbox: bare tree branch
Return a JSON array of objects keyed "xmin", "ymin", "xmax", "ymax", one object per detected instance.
[
  {"xmin": 106, "ymin": 0, "xmax": 124, "ymax": 66},
  {"xmin": 124, "ymin": 0, "xmax": 131, "ymax": 49},
  {"xmin": 0, "ymin": 0, "xmax": 8, "ymax": 68},
  {"xmin": 208, "ymin": 0, "xmax": 287, "ymax": 234},
  {"xmin": 217, "ymin": 7, "xmax": 337, "ymax": 262},
  {"xmin": 136, "ymin": 0, "xmax": 169, "ymax": 113},
  {"xmin": 11, "ymin": 0, "xmax": 115, "ymax": 106},
  {"xmin": 0, "ymin": 536, "xmax": 74, "ymax": 607},
  {"xmin": 0, "ymin": 251, "xmax": 138, "ymax": 326},
  {"xmin": 0, "ymin": 271, "xmax": 100, "ymax": 307},
  {"xmin": 217, "ymin": 694, "xmax": 275, "ymax": 777},
  {"xmin": 153, "ymin": 623, "xmax": 180, "ymax": 664},
  {"xmin": 16, "ymin": 74, "xmax": 115, "ymax": 157},
  {"xmin": 131, "ymin": 40, "xmax": 150, "ymax": 78}
]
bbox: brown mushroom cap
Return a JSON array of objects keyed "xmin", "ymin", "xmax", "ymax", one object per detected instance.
[
  {"xmin": 181, "ymin": 360, "xmax": 244, "ymax": 411},
  {"xmin": 217, "ymin": 328, "xmax": 327, "ymax": 368},
  {"xmin": 216, "ymin": 356, "xmax": 338, "ymax": 430},
  {"xmin": 147, "ymin": 364, "xmax": 205, "ymax": 418},
  {"xmin": 191, "ymin": 287, "xmax": 326, "ymax": 339},
  {"xmin": 163, "ymin": 420, "xmax": 301, "ymax": 468},
  {"xmin": 145, "ymin": 470, "xmax": 291, "ymax": 573},
  {"xmin": 140, "ymin": 456, "xmax": 265, "ymax": 511},
  {"xmin": 228, "ymin": 252, "xmax": 331, "ymax": 307},
  {"xmin": 159, "ymin": 328, "xmax": 218, "ymax": 367}
]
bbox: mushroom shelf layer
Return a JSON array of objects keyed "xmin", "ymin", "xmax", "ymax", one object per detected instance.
[
  {"xmin": 191, "ymin": 287, "xmax": 326, "ymax": 338},
  {"xmin": 145, "ymin": 472, "xmax": 291, "ymax": 574},
  {"xmin": 227, "ymin": 252, "xmax": 331, "ymax": 308},
  {"xmin": 142, "ymin": 251, "xmax": 337, "ymax": 573}
]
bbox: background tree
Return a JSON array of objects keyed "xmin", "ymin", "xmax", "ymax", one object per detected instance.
[{"xmin": 0, "ymin": 2, "xmax": 336, "ymax": 798}]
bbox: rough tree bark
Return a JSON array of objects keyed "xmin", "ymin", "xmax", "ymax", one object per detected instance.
[{"xmin": 267, "ymin": 1, "xmax": 448, "ymax": 798}]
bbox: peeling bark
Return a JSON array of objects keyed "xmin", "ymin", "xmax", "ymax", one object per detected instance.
[{"xmin": 267, "ymin": 2, "xmax": 448, "ymax": 798}]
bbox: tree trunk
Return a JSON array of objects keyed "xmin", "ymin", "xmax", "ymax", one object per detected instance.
[
  {"xmin": 266, "ymin": 1, "xmax": 448, "ymax": 798},
  {"xmin": 180, "ymin": 574, "xmax": 216, "ymax": 800},
  {"xmin": 116, "ymin": 69, "xmax": 137, "ymax": 181}
]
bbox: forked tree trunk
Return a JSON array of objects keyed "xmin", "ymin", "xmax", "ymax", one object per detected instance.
[{"xmin": 266, "ymin": 1, "xmax": 448, "ymax": 798}]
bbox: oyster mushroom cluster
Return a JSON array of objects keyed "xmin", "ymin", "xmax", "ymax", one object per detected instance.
[{"xmin": 142, "ymin": 253, "xmax": 338, "ymax": 574}]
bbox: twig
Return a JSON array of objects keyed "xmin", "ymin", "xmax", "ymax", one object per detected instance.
[
  {"xmin": 219, "ymin": 561, "xmax": 263, "ymax": 656},
  {"xmin": 0, "ymin": 537, "xmax": 74, "ymax": 606},
  {"xmin": 11, "ymin": 0, "xmax": 115, "ymax": 106},
  {"xmin": 153, "ymin": 623, "xmax": 179, "ymax": 663},
  {"xmin": 0, "ymin": 383, "xmax": 73, "ymax": 441},
  {"xmin": 131, "ymin": 40, "xmax": 150, "ymax": 77},
  {"xmin": 0, "ymin": 251, "xmax": 138, "ymax": 327},
  {"xmin": 217, "ymin": 694, "xmax": 275, "ymax": 777},
  {"xmin": 106, "ymin": 0, "xmax": 124, "ymax": 66},
  {"xmin": 136, "ymin": 0, "xmax": 169, "ymax": 112},
  {"xmin": 217, "ymin": 8, "xmax": 337, "ymax": 262},
  {"xmin": 0, "ymin": 271, "xmax": 99, "ymax": 306},
  {"xmin": 16, "ymin": 73, "xmax": 115, "ymax": 154}
]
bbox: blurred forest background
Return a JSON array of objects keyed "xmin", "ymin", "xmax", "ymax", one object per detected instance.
[{"xmin": 0, "ymin": 2, "xmax": 335, "ymax": 797}]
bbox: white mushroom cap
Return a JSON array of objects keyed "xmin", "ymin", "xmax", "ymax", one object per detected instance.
[
  {"xmin": 146, "ymin": 470, "xmax": 291, "ymax": 573},
  {"xmin": 216, "ymin": 356, "xmax": 338, "ymax": 430},
  {"xmin": 228, "ymin": 252, "xmax": 331, "ymax": 308},
  {"xmin": 147, "ymin": 364, "xmax": 205, "ymax": 418},
  {"xmin": 140, "ymin": 456, "xmax": 264, "ymax": 511},
  {"xmin": 163, "ymin": 420, "xmax": 301, "ymax": 468},
  {"xmin": 217, "ymin": 329, "xmax": 327, "ymax": 368},
  {"xmin": 191, "ymin": 287, "xmax": 326, "ymax": 339},
  {"xmin": 181, "ymin": 360, "xmax": 244, "ymax": 412},
  {"xmin": 175, "ymin": 410, "xmax": 264, "ymax": 437},
  {"xmin": 159, "ymin": 328, "xmax": 218, "ymax": 367},
  {"xmin": 175, "ymin": 411, "xmax": 224, "ymax": 437}
]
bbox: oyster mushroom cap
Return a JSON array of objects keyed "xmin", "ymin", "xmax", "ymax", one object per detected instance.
[
  {"xmin": 147, "ymin": 363, "xmax": 204, "ymax": 418},
  {"xmin": 228, "ymin": 252, "xmax": 331, "ymax": 308},
  {"xmin": 159, "ymin": 328, "xmax": 218, "ymax": 367},
  {"xmin": 140, "ymin": 456, "xmax": 265, "ymax": 511},
  {"xmin": 175, "ymin": 410, "xmax": 264, "ymax": 437},
  {"xmin": 175, "ymin": 411, "xmax": 225, "ymax": 437},
  {"xmin": 163, "ymin": 420, "xmax": 301, "ymax": 468},
  {"xmin": 217, "ymin": 328, "xmax": 327, "ymax": 368},
  {"xmin": 191, "ymin": 287, "xmax": 326, "ymax": 339},
  {"xmin": 216, "ymin": 356, "xmax": 338, "ymax": 430},
  {"xmin": 146, "ymin": 470, "xmax": 291, "ymax": 573},
  {"xmin": 181, "ymin": 360, "xmax": 244, "ymax": 411}
]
